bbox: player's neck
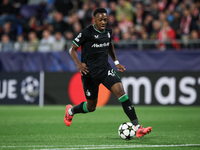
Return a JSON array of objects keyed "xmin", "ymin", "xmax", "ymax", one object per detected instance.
[{"xmin": 93, "ymin": 24, "xmax": 105, "ymax": 33}]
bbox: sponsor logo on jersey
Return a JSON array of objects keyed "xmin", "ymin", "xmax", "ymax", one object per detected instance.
[
  {"xmin": 94, "ymin": 35, "xmax": 99, "ymax": 39},
  {"xmin": 91, "ymin": 42, "xmax": 110, "ymax": 48}
]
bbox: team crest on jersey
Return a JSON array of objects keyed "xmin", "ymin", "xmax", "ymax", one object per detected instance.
[
  {"xmin": 107, "ymin": 32, "xmax": 111, "ymax": 38},
  {"xmin": 86, "ymin": 89, "xmax": 91, "ymax": 97}
]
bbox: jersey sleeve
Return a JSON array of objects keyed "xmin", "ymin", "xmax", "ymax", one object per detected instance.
[
  {"xmin": 110, "ymin": 29, "xmax": 113, "ymax": 41},
  {"xmin": 72, "ymin": 29, "xmax": 88, "ymax": 47}
]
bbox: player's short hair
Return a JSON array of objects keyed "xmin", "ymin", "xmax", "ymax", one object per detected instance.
[{"xmin": 93, "ymin": 8, "xmax": 107, "ymax": 17}]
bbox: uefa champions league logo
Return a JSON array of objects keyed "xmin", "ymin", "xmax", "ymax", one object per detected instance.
[{"xmin": 21, "ymin": 76, "xmax": 39, "ymax": 103}]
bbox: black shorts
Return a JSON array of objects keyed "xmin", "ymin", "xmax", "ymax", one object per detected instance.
[{"xmin": 81, "ymin": 67, "xmax": 121, "ymax": 100}]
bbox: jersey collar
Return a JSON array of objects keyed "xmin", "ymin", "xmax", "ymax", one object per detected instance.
[{"xmin": 93, "ymin": 24, "xmax": 105, "ymax": 33}]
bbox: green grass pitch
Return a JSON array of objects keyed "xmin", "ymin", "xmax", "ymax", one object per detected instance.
[{"xmin": 0, "ymin": 105, "xmax": 200, "ymax": 150}]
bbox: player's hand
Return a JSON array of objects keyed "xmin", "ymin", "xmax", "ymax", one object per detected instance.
[
  {"xmin": 77, "ymin": 62, "xmax": 89, "ymax": 76},
  {"xmin": 116, "ymin": 64, "xmax": 126, "ymax": 72}
]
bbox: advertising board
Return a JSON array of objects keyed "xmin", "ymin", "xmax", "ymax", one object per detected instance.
[
  {"xmin": 44, "ymin": 72, "xmax": 200, "ymax": 106},
  {"xmin": 0, "ymin": 72, "xmax": 44, "ymax": 106}
]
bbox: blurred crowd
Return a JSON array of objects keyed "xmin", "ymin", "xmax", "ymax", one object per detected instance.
[{"xmin": 0, "ymin": 0, "xmax": 200, "ymax": 52}]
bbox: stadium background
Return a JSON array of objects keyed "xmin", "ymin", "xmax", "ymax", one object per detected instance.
[
  {"xmin": 0, "ymin": 1, "xmax": 200, "ymax": 150},
  {"xmin": 0, "ymin": 0, "xmax": 200, "ymax": 106}
]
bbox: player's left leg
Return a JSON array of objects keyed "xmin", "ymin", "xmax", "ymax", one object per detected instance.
[
  {"xmin": 110, "ymin": 82, "xmax": 139, "ymax": 126},
  {"xmin": 102, "ymin": 67, "xmax": 152, "ymax": 138},
  {"xmin": 101, "ymin": 69, "xmax": 139, "ymax": 126},
  {"xmin": 110, "ymin": 82, "xmax": 152, "ymax": 138}
]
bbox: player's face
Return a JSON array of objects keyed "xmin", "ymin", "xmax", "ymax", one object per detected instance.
[{"xmin": 94, "ymin": 13, "xmax": 108, "ymax": 31}]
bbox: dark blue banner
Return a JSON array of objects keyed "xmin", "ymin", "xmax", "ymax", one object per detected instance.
[
  {"xmin": 109, "ymin": 50, "xmax": 200, "ymax": 71},
  {"xmin": 0, "ymin": 51, "xmax": 200, "ymax": 72}
]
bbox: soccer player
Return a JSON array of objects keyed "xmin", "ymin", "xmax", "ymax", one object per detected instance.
[{"xmin": 64, "ymin": 8, "xmax": 152, "ymax": 138}]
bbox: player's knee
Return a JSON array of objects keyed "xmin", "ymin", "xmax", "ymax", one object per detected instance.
[
  {"xmin": 116, "ymin": 89, "xmax": 126, "ymax": 98},
  {"xmin": 118, "ymin": 90, "xmax": 125, "ymax": 97},
  {"xmin": 87, "ymin": 106, "xmax": 96, "ymax": 112},
  {"xmin": 111, "ymin": 83, "xmax": 125, "ymax": 98}
]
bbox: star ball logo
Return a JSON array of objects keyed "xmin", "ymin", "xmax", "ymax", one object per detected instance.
[{"xmin": 21, "ymin": 76, "xmax": 39, "ymax": 103}]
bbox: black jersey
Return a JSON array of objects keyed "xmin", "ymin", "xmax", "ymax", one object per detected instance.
[{"xmin": 72, "ymin": 25, "xmax": 112, "ymax": 78}]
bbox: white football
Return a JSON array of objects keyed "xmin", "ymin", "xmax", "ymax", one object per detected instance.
[{"xmin": 118, "ymin": 122, "xmax": 136, "ymax": 140}]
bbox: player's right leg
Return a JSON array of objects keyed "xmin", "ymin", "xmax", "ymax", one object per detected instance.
[{"xmin": 110, "ymin": 82, "xmax": 152, "ymax": 138}]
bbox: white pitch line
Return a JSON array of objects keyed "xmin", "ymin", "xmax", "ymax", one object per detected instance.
[
  {"xmin": 40, "ymin": 144, "xmax": 200, "ymax": 150},
  {"xmin": 39, "ymin": 144, "xmax": 200, "ymax": 150},
  {"xmin": 0, "ymin": 144, "xmax": 200, "ymax": 150}
]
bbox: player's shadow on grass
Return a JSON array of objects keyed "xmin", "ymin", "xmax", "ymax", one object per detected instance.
[{"xmin": 109, "ymin": 137, "xmax": 151, "ymax": 143}]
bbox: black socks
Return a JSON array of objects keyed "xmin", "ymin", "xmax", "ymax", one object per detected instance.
[
  {"xmin": 119, "ymin": 94, "xmax": 139, "ymax": 126},
  {"xmin": 72, "ymin": 102, "xmax": 89, "ymax": 114}
]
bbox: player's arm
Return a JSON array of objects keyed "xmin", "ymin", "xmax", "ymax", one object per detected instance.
[
  {"xmin": 108, "ymin": 42, "xmax": 126, "ymax": 72},
  {"xmin": 69, "ymin": 44, "xmax": 88, "ymax": 75}
]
